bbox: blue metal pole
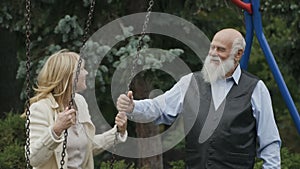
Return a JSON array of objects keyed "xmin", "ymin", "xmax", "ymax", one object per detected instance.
[
  {"xmin": 240, "ymin": 0, "xmax": 253, "ymax": 70},
  {"xmin": 252, "ymin": 0, "xmax": 300, "ymax": 134}
]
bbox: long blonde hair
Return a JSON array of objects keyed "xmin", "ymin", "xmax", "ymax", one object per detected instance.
[{"xmin": 30, "ymin": 49, "xmax": 80, "ymax": 111}]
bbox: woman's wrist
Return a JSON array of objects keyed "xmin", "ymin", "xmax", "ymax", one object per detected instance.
[
  {"xmin": 117, "ymin": 130, "xmax": 128, "ymax": 142},
  {"xmin": 52, "ymin": 125, "xmax": 63, "ymax": 137},
  {"xmin": 117, "ymin": 126, "xmax": 126, "ymax": 136}
]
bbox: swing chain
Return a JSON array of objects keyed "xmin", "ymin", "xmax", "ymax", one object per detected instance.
[
  {"xmin": 62, "ymin": 0, "xmax": 96, "ymax": 168},
  {"xmin": 69, "ymin": 0, "xmax": 95, "ymax": 108},
  {"xmin": 59, "ymin": 131, "xmax": 68, "ymax": 169},
  {"xmin": 82, "ymin": 0, "xmax": 96, "ymax": 46},
  {"xmin": 23, "ymin": 0, "xmax": 96, "ymax": 168},
  {"xmin": 25, "ymin": 0, "xmax": 32, "ymax": 168},
  {"xmin": 109, "ymin": 133, "xmax": 118, "ymax": 169},
  {"xmin": 70, "ymin": 0, "xmax": 95, "ymax": 108},
  {"xmin": 127, "ymin": 0, "xmax": 154, "ymax": 91},
  {"xmin": 109, "ymin": 1, "xmax": 154, "ymax": 168}
]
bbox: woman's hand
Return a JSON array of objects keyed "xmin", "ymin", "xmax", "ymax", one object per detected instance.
[
  {"xmin": 115, "ymin": 111, "xmax": 127, "ymax": 136},
  {"xmin": 52, "ymin": 107, "xmax": 76, "ymax": 136}
]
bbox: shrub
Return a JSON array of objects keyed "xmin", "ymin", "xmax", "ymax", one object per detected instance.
[
  {"xmin": 0, "ymin": 142, "xmax": 25, "ymax": 169},
  {"xmin": 99, "ymin": 160, "xmax": 135, "ymax": 169},
  {"xmin": 169, "ymin": 160, "xmax": 185, "ymax": 169},
  {"xmin": 0, "ymin": 112, "xmax": 25, "ymax": 169}
]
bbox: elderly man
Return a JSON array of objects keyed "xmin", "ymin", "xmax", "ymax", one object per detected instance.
[{"xmin": 117, "ymin": 28, "xmax": 281, "ymax": 169}]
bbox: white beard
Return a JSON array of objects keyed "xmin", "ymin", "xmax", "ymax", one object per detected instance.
[{"xmin": 201, "ymin": 54, "xmax": 235, "ymax": 83}]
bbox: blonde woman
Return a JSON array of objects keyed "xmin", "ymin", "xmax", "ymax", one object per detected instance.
[{"xmin": 27, "ymin": 50, "xmax": 127, "ymax": 169}]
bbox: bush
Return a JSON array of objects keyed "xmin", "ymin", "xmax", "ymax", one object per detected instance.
[
  {"xmin": 99, "ymin": 160, "xmax": 135, "ymax": 169},
  {"xmin": 0, "ymin": 112, "xmax": 25, "ymax": 169},
  {"xmin": 169, "ymin": 160, "xmax": 185, "ymax": 169},
  {"xmin": 0, "ymin": 142, "xmax": 25, "ymax": 169}
]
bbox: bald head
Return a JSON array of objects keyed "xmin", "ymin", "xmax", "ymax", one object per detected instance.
[{"xmin": 213, "ymin": 28, "xmax": 244, "ymax": 50}]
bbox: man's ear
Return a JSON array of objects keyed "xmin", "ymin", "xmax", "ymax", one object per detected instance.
[{"xmin": 235, "ymin": 49, "xmax": 244, "ymax": 62}]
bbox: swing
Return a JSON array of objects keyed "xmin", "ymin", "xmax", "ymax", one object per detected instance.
[
  {"xmin": 24, "ymin": 0, "xmax": 154, "ymax": 168},
  {"xmin": 24, "ymin": 0, "xmax": 96, "ymax": 168},
  {"xmin": 231, "ymin": 0, "xmax": 300, "ymax": 134}
]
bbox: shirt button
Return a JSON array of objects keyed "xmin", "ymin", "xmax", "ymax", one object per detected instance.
[{"xmin": 129, "ymin": 115, "xmax": 134, "ymax": 120}]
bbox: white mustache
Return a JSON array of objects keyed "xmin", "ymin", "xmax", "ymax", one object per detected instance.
[{"xmin": 210, "ymin": 56, "xmax": 221, "ymax": 62}]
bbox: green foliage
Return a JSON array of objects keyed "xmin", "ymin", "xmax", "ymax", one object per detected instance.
[
  {"xmin": 0, "ymin": 1, "xmax": 25, "ymax": 31},
  {"xmin": 169, "ymin": 160, "xmax": 185, "ymax": 169},
  {"xmin": 99, "ymin": 160, "xmax": 135, "ymax": 169},
  {"xmin": 0, "ymin": 112, "xmax": 25, "ymax": 169},
  {"xmin": 54, "ymin": 15, "xmax": 83, "ymax": 45},
  {"xmin": 0, "ymin": 143, "xmax": 25, "ymax": 169},
  {"xmin": 281, "ymin": 147, "xmax": 300, "ymax": 169},
  {"xmin": 110, "ymin": 25, "xmax": 184, "ymax": 73},
  {"xmin": 0, "ymin": 6, "xmax": 13, "ymax": 28},
  {"xmin": 0, "ymin": 112, "xmax": 25, "ymax": 149}
]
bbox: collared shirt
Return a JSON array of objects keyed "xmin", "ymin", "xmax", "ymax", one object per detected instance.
[{"xmin": 131, "ymin": 65, "xmax": 281, "ymax": 168}]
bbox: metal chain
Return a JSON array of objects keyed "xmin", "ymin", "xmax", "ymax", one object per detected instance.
[
  {"xmin": 60, "ymin": 0, "xmax": 96, "ymax": 168},
  {"xmin": 109, "ymin": 133, "xmax": 118, "ymax": 169},
  {"xmin": 82, "ymin": 0, "xmax": 96, "ymax": 47},
  {"xmin": 127, "ymin": 0, "xmax": 154, "ymax": 91},
  {"xmin": 23, "ymin": 0, "xmax": 96, "ymax": 168},
  {"xmin": 70, "ymin": 0, "xmax": 95, "ymax": 108},
  {"xmin": 110, "ymin": 1, "xmax": 154, "ymax": 168},
  {"xmin": 59, "ymin": 131, "xmax": 68, "ymax": 169},
  {"xmin": 25, "ymin": 0, "xmax": 32, "ymax": 168}
]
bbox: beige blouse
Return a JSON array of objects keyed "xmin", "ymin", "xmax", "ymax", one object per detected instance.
[{"xmin": 67, "ymin": 121, "xmax": 88, "ymax": 169}]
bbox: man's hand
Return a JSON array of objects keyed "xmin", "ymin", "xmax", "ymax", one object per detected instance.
[{"xmin": 117, "ymin": 91, "xmax": 134, "ymax": 113}]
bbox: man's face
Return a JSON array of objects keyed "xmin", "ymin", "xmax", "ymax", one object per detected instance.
[
  {"xmin": 201, "ymin": 36, "xmax": 236, "ymax": 83},
  {"xmin": 208, "ymin": 36, "xmax": 232, "ymax": 64}
]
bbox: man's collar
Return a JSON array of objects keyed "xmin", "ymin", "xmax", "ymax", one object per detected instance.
[{"xmin": 226, "ymin": 65, "xmax": 241, "ymax": 85}]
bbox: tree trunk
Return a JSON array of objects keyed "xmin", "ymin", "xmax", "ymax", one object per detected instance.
[{"xmin": 131, "ymin": 74, "xmax": 163, "ymax": 169}]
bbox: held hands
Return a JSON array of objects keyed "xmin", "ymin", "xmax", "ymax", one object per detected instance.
[
  {"xmin": 115, "ymin": 111, "xmax": 127, "ymax": 136},
  {"xmin": 53, "ymin": 107, "xmax": 76, "ymax": 136},
  {"xmin": 117, "ymin": 91, "xmax": 134, "ymax": 113}
]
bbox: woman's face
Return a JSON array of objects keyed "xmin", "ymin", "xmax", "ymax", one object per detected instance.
[{"xmin": 75, "ymin": 60, "xmax": 88, "ymax": 92}]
